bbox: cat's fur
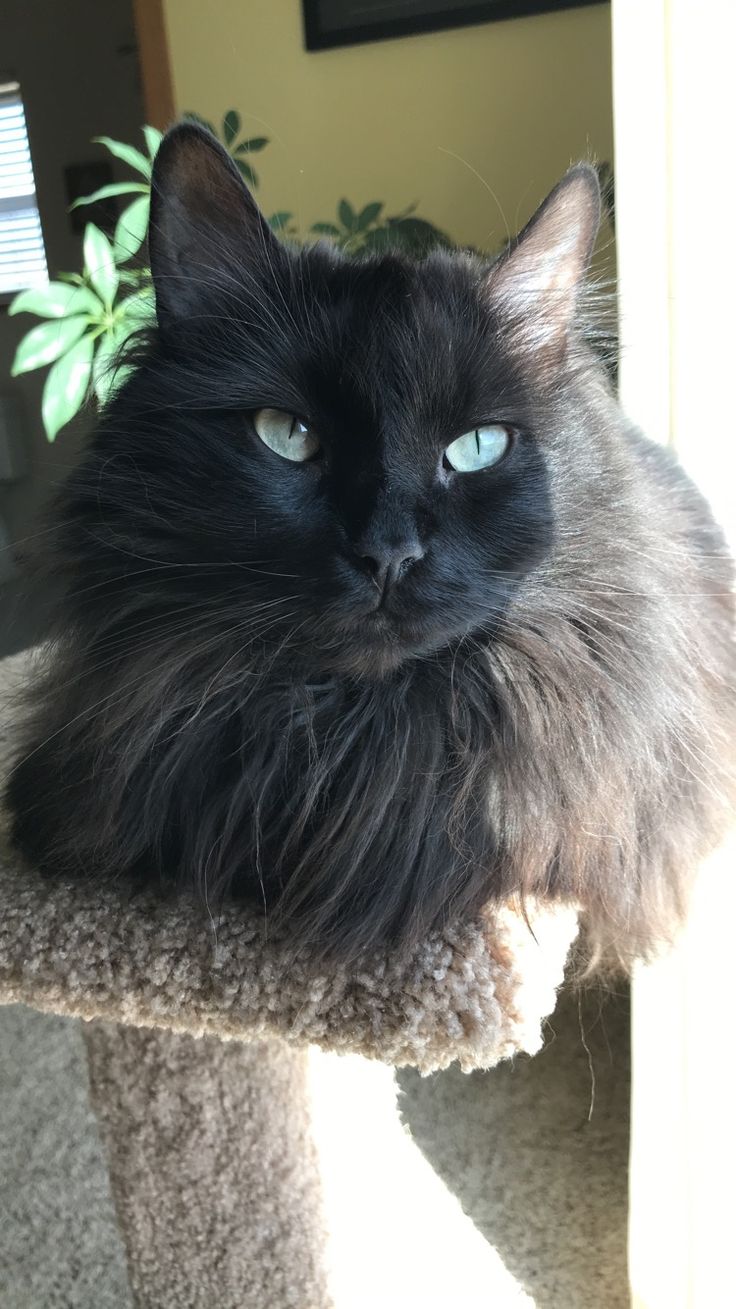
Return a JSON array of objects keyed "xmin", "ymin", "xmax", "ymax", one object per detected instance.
[{"xmin": 7, "ymin": 125, "xmax": 735, "ymax": 968}]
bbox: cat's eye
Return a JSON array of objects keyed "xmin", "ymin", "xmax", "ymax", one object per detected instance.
[
  {"xmin": 253, "ymin": 408, "xmax": 321, "ymax": 462},
  {"xmin": 444, "ymin": 424, "xmax": 511, "ymax": 473}
]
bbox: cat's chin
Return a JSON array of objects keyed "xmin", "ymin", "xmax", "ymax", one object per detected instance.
[{"xmin": 314, "ymin": 609, "xmax": 461, "ymax": 679}]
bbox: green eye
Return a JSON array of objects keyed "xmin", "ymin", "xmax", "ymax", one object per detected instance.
[
  {"xmin": 253, "ymin": 408, "xmax": 321, "ymax": 462},
  {"xmin": 444, "ymin": 424, "xmax": 510, "ymax": 473}
]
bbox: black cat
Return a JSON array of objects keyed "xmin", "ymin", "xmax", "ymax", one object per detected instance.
[{"xmin": 7, "ymin": 124, "xmax": 735, "ymax": 969}]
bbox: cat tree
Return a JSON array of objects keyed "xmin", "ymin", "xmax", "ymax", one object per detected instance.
[{"xmin": 0, "ymin": 650, "xmax": 578, "ymax": 1307}]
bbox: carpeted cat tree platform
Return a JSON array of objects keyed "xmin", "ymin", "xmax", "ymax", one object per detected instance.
[{"xmin": 0, "ymin": 651, "xmax": 579, "ymax": 1307}]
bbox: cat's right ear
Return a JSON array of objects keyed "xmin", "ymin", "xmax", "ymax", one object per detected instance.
[{"xmin": 149, "ymin": 122, "xmax": 283, "ymax": 323}]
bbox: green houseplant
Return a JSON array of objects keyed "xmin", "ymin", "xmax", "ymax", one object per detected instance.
[{"xmin": 9, "ymin": 110, "xmax": 450, "ymax": 441}]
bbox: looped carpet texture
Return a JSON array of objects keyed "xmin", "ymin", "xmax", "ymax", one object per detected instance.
[
  {"xmin": 0, "ymin": 649, "xmax": 580, "ymax": 1308},
  {"xmin": 0, "ymin": 648, "xmax": 578, "ymax": 1073}
]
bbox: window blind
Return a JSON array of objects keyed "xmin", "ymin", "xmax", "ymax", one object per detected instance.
[{"xmin": 0, "ymin": 80, "xmax": 48, "ymax": 297}]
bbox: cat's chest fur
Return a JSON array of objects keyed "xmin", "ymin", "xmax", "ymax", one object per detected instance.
[{"xmin": 136, "ymin": 653, "xmax": 505, "ymax": 952}]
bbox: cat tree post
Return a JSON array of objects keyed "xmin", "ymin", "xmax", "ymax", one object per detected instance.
[{"xmin": 84, "ymin": 1025, "xmax": 330, "ymax": 1309}]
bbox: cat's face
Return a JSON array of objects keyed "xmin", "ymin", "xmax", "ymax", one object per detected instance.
[{"xmin": 81, "ymin": 127, "xmax": 600, "ymax": 679}]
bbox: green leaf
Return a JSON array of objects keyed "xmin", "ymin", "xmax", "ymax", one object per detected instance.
[
  {"xmin": 358, "ymin": 227, "xmax": 401, "ymax": 254},
  {"xmin": 84, "ymin": 224, "xmax": 119, "ymax": 307},
  {"xmin": 356, "ymin": 202, "xmax": 383, "ymax": 230},
  {"xmin": 116, "ymin": 288, "xmax": 155, "ymax": 327},
  {"xmin": 70, "ymin": 181, "xmax": 148, "ymax": 209},
  {"xmin": 113, "ymin": 195, "xmax": 150, "ymax": 262},
  {"xmin": 338, "ymin": 199, "xmax": 356, "ymax": 231},
  {"xmin": 9, "ymin": 281, "xmax": 102, "ymax": 319},
  {"xmin": 118, "ymin": 268, "xmax": 146, "ymax": 287},
  {"xmin": 11, "ymin": 316, "xmax": 92, "ymax": 376},
  {"xmin": 234, "ymin": 158, "xmax": 257, "ymax": 188},
  {"xmin": 235, "ymin": 137, "xmax": 268, "ymax": 154},
  {"xmin": 222, "ymin": 110, "xmax": 240, "ymax": 145},
  {"xmin": 41, "ymin": 334, "xmax": 94, "ymax": 441},
  {"xmin": 143, "ymin": 124, "xmax": 163, "ymax": 160},
  {"xmin": 93, "ymin": 136, "xmax": 152, "ymax": 179},
  {"xmin": 93, "ymin": 328, "xmax": 133, "ymax": 406},
  {"xmin": 385, "ymin": 216, "xmax": 450, "ymax": 253},
  {"xmin": 182, "ymin": 111, "xmax": 217, "ymax": 137},
  {"xmin": 310, "ymin": 222, "xmax": 340, "ymax": 237},
  {"xmin": 268, "ymin": 212, "xmax": 293, "ymax": 232}
]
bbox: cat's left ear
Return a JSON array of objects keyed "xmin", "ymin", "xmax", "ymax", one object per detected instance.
[
  {"xmin": 149, "ymin": 122, "xmax": 284, "ymax": 323},
  {"xmin": 485, "ymin": 164, "xmax": 601, "ymax": 356}
]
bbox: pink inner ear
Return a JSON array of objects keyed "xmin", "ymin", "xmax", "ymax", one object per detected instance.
[{"xmin": 484, "ymin": 168, "xmax": 601, "ymax": 344}]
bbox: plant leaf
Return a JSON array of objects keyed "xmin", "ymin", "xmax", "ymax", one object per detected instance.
[
  {"xmin": 84, "ymin": 224, "xmax": 119, "ymax": 307},
  {"xmin": 41, "ymin": 334, "xmax": 94, "ymax": 440},
  {"xmin": 143, "ymin": 125, "xmax": 163, "ymax": 160},
  {"xmin": 113, "ymin": 195, "xmax": 150, "ymax": 262},
  {"xmin": 11, "ymin": 316, "xmax": 92, "ymax": 376},
  {"xmin": 222, "ymin": 110, "xmax": 241, "ymax": 145},
  {"xmin": 70, "ymin": 181, "xmax": 148, "ymax": 209},
  {"xmin": 235, "ymin": 137, "xmax": 268, "ymax": 154},
  {"xmin": 384, "ymin": 216, "xmax": 450, "ymax": 252},
  {"xmin": 93, "ymin": 136, "xmax": 152, "ymax": 179},
  {"xmin": 182, "ymin": 111, "xmax": 217, "ymax": 137},
  {"xmin": 234, "ymin": 158, "xmax": 257, "ymax": 188},
  {"xmin": 310, "ymin": 222, "xmax": 341, "ymax": 237},
  {"xmin": 268, "ymin": 212, "xmax": 293, "ymax": 231},
  {"xmin": 357, "ymin": 202, "xmax": 383, "ymax": 230},
  {"xmin": 93, "ymin": 327, "xmax": 133, "ymax": 406},
  {"xmin": 9, "ymin": 281, "xmax": 102, "ymax": 319},
  {"xmin": 357, "ymin": 227, "xmax": 404, "ymax": 254},
  {"xmin": 338, "ymin": 199, "xmax": 356, "ymax": 231},
  {"xmin": 116, "ymin": 287, "xmax": 155, "ymax": 327}
]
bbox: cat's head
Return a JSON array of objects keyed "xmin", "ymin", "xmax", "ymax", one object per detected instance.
[{"xmin": 74, "ymin": 125, "xmax": 602, "ymax": 679}]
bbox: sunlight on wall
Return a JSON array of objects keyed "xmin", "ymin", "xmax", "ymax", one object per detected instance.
[
  {"xmin": 615, "ymin": 2, "xmax": 736, "ymax": 1306},
  {"xmin": 162, "ymin": 0, "xmax": 613, "ymax": 252},
  {"xmin": 307, "ymin": 1049, "xmax": 533, "ymax": 1308}
]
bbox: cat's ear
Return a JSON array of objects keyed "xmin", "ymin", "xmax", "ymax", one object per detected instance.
[
  {"xmin": 149, "ymin": 122, "xmax": 282, "ymax": 322},
  {"xmin": 485, "ymin": 164, "xmax": 600, "ymax": 357}
]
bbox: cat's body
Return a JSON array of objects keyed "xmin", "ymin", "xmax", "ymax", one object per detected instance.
[{"xmin": 7, "ymin": 126, "xmax": 735, "ymax": 968}]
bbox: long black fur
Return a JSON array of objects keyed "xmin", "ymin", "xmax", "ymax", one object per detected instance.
[{"xmin": 7, "ymin": 125, "xmax": 735, "ymax": 968}]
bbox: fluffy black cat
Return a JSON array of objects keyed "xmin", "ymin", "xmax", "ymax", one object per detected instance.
[{"xmin": 7, "ymin": 124, "xmax": 735, "ymax": 969}]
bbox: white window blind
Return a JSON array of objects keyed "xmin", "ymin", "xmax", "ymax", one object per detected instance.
[{"xmin": 0, "ymin": 80, "xmax": 47, "ymax": 297}]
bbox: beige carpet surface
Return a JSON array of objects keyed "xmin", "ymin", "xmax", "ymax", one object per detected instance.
[
  {"xmin": 0, "ymin": 1005, "xmax": 132, "ymax": 1309},
  {"xmin": 84, "ymin": 1026, "xmax": 329, "ymax": 1309},
  {"xmin": 0, "ymin": 986, "xmax": 630, "ymax": 1308}
]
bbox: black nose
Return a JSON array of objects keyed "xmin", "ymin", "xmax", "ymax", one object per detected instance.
[{"xmin": 356, "ymin": 539, "xmax": 425, "ymax": 593}]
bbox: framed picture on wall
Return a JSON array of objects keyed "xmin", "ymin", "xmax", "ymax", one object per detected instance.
[{"xmin": 303, "ymin": 0, "xmax": 602, "ymax": 51}]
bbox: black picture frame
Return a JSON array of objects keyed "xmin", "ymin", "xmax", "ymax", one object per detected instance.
[{"xmin": 303, "ymin": 1, "xmax": 603, "ymax": 51}]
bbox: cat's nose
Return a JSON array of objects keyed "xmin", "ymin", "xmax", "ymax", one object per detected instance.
[{"xmin": 356, "ymin": 538, "xmax": 425, "ymax": 593}]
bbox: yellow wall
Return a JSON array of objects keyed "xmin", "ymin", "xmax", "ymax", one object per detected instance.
[{"xmin": 162, "ymin": 0, "xmax": 613, "ymax": 252}]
